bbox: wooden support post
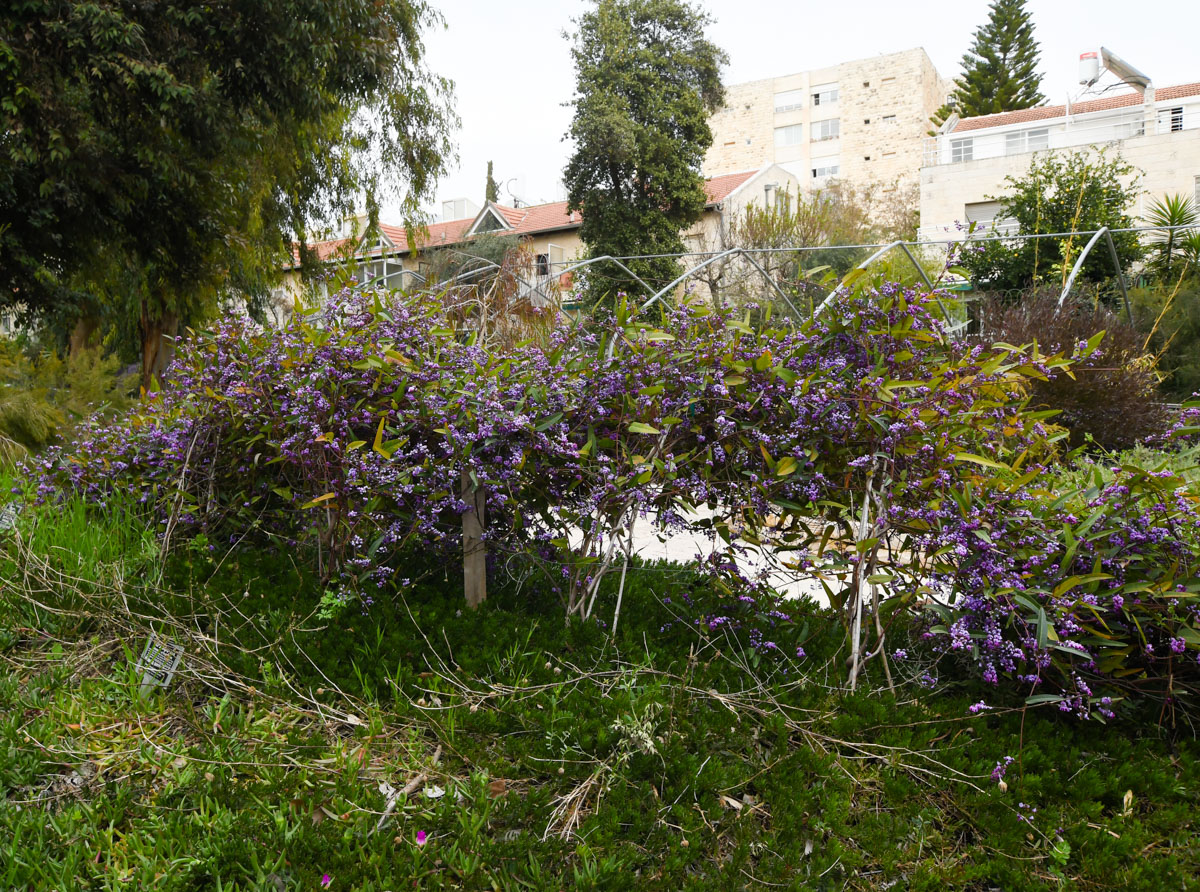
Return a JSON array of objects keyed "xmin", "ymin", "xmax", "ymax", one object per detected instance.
[{"xmin": 462, "ymin": 472, "xmax": 487, "ymax": 608}]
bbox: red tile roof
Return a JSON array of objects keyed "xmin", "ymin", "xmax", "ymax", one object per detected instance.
[
  {"xmin": 379, "ymin": 217, "xmax": 473, "ymax": 251},
  {"xmin": 704, "ymin": 169, "xmax": 758, "ymax": 202},
  {"xmin": 953, "ymin": 82, "xmax": 1200, "ymax": 132},
  {"xmin": 491, "ymin": 201, "xmax": 582, "ymax": 235},
  {"xmin": 291, "ymin": 237, "xmax": 354, "ymax": 264}
]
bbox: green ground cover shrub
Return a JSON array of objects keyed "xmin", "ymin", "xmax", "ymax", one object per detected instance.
[
  {"xmin": 1, "ymin": 493, "xmax": 1199, "ymax": 890},
  {"xmin": 1132, "ymin": 280, "xmax": 1200, "ymax": 401},
  {"xmin": 0, "ymin": 339, "xmax": 133, "ymax": 461}
]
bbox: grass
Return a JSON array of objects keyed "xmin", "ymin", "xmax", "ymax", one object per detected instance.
[{"xmin": 1, "ymin": 492, "xmax": 1199, "ymax": 890}]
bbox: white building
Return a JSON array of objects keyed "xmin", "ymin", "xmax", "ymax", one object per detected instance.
[{"xmin": 919, "ymin": 82, "xmax": 1200, "ymax": 237}]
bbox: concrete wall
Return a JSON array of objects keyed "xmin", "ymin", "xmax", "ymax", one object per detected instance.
[
  {"xmin": 704, "ymin": 48, "xmax": 949, "ymax": 192},
  {"xmin": 920, "ymin": 129, "xmax": 1200, "ymax": 235}
]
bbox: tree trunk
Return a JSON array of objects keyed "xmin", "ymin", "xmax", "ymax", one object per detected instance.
[
  {"xmin": 140, "ymin": 303, "xmax": 179, "ymax": 392},
  {"xmin": 461, "ymin": 472, "xmax": 487, "ymax": 608},
  {"xmin": 68, "ymin": 315, "xmax": 101, "ymax": 358}
]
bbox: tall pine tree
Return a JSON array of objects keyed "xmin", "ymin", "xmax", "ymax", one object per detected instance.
[{"xmin": 931, "ymin": 0, "xmax": 1044, "ymax": 131}]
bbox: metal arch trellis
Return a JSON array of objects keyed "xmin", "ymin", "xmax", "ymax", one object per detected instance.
[
  {"xmin": 347, "ymin": 221, "xmax": 1182, "ymax": 327},
  {"xmin": 1057, "ymin": 226, "xmax": 1133, "ymax": 323},
  {"xmin": 635, "ymin": 247, "xmax": 805, "ymax": 319},
  {"xmin": 814, "ymin": 240, "xmax": 955, "ymax": 324},
  {"xmin": 548, "ymin": 254, "xmax": 655, "ymax": 297}
]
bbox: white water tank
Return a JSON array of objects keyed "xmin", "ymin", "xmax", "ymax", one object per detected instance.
[
  {"xmin": 442, "ymin": 197, "xmax": 480, "ymax": 222},
  {"xmin": 1079, "ymin": 51, "xmax": 1100, "ymax": 86}
]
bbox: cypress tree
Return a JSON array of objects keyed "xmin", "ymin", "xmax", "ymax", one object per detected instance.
[
  {"xmin": 931, "ymin": 0, "xmax": 1044, "ymax": 130},
  {"xmin": 485, "ymin": 160, "xmax": 500, "ymax": 203}
]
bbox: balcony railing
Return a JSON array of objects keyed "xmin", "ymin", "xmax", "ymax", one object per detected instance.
[{"xmin": 922, "ymin": 111, "xmax": 1178, "ymax": 167}]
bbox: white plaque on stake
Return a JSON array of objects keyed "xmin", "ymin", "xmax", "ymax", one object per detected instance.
[
  {"xmin": 136, "ymin": 632, "xmax": 184, "ymax": 693},
  {"xmin": 0, "ymin": 501, "xmax": 22, "ymax": 531}
]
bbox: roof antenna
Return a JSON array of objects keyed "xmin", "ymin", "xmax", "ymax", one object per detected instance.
[{"xmin": 504, "ymin": 178, "xmax": 523, "ymax": 209}]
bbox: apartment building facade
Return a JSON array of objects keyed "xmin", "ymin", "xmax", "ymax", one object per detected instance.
[
  {"xmin": 704, "ymin": 48, "xmax": 950, "ymax": 192},
  {"xmin": 919, "ymin": 82, "xmax": 1200, "ymax": 236}
]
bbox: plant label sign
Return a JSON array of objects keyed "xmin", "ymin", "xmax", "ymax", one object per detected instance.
[{"xmin": 136, "ymin": 632, "xmax": 184, "ymax": 693}]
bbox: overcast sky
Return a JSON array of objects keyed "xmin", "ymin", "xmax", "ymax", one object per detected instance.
[{"xmin": 391, "ymin": 0, "xmax": 1200, "ymax": 220}]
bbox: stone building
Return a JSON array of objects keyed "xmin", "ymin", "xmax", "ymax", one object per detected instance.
[
  {"xmin": 919, "ymin": 82, "xmax": 1200, "ymax": 237},
  {"xmin": 704, "ymin": 48, "xmax": 950, "ymax": 192}
]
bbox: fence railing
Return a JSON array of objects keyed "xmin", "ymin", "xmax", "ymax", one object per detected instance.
[{"xmin": 921, "ymin": 109, "xmax": 1193, "ymax": 168}]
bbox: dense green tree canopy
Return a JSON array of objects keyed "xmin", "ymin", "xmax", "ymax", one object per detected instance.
[
  {"xmin": 962, "ymin": 150, "xmax": 1144, "ymax": 293},
  {"xmin": 563, "ymin": 0, "xmax": 726, "ymax": 304},
  {"xmin": 931, "ymin": 0, "xmax": 1044, "ymax": 131},
  {"xmin": 1, "ymin": 0, "xmax": 455, "ymax": 383}
]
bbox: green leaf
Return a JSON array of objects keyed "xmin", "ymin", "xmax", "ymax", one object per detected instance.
[
  {"xmin": 300, "ymin": 492, "xmax": 337, "ymax": 509},
  {"xmin": 954, "ymin": 452, "xmax": 1008, "ymax": 470},
  {"xmin": 628, "ymin": 422, "xmax": 660, "ymax": 435}
]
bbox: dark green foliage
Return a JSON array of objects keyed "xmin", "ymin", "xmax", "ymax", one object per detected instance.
[
  {"xmin": 0, "ymin": 0, "xmax": 455, "ymax": 383},
  {"xmin": 948, "ymin": 0, "xmax": 1045, "ymax": 119},
  {"xmin": 928, "ymin": 98, "xmax": 957, "ymax": 135},
  {"xmin": 976, "ymin": 290, "xmax": 1169, "ymax": 449},
  {"xmin": 485, "ymin": 160, "xmax": 500, "ymax": 204},
  {"xmin": 962, "ymin": 150, "xmax": 1144, "ymax": 293},
  {"xmin": 422, "ymin": 232, "xmax": 523, "ymax": 285},
  {"xmin": 564, "ymin": 0, "xmax": 727, "ymax": 304},
  {"xmin": 1132, "ymin": 281, "xmax": 1200, "ymax": 400}
]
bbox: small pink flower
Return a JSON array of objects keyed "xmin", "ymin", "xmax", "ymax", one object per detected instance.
[
  {"xmin": 416, "ymin": 830, "xmax": 428, "ymax": 846},
  {"xmin": 321, "ymin": 875, "xmax": 332, "ymax": 888}
]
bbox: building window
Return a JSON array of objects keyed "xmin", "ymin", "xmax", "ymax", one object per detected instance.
[
  {"xmin": 1194, "ymin": 175, "xmax": 1200, "ymax": 206},
  {"xmin": 774, "ymin": 89, "xmax": 804, "ymax": 113},
  {"xmin": 536, "ymin": 253, "xmax": 550, "ymax": 277},
  {"xmin": 882, "ymin": 114, "xmax": 897, "ymax": 125},
  {"xmin": 812, "ymin": 164, "xmax": 839, "ymax": 179},
  {"xmin": 951, "ymin": 138, "xmax": 973, "ymax": 162},
  {"xmin": 812, "ymin": 84, "xmax": 839, "ymax": 106},
  {"xmin": 965, "ymin": 200, "xmax": 1003, "ymax": 224},
  {"xmin": 774, "ymin": 124, "xmax": 803, "ymax": 146},
  {"xmin": 1005, "ymin": 127, "xmax": 1049, "ymax": 155},
  {"xmin": 811, "ymin": 119, "xmax": 840, "ymax": 141},
  {"xmin": 1158, "ymin": 106, "xmax": 1184, "ymax": 133}
]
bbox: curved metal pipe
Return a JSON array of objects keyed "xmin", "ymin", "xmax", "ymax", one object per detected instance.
[
  {"xmin": 638, "ymin": 248, "xmax": 742, "ymax": 313},
  {"xmin": 552, "ymin": 255, "xmax": 654, "ymax": 296},
  {"xmin": 1058, "ymin": 227, "xmax": 1108, "ymax": 308}
]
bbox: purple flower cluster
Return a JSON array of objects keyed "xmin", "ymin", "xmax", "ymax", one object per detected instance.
[{"xmin": 29, "ymin": 283, "xmax": 1200, "ymax": 713}]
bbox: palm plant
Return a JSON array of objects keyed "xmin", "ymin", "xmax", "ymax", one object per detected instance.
[{"xmin": 1146, "ymin": 193, "xmax": 1199, "ymax": 281}]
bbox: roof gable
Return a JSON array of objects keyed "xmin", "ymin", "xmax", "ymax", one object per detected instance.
[{"xmin": 466, "ymin": 202, "xmax": 517, "ymax": 236}]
